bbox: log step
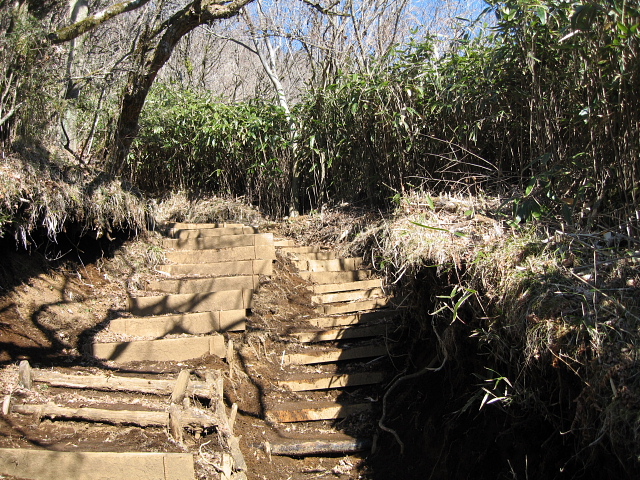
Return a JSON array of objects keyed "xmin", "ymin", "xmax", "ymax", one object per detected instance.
[
  {"xmin": 157, "ymin": 259, "xmax": 273, "ymax": 276},
  {"xmin": 265, "ymin": 435, "xmax": 371, "ymax": 456},
  {"xmin": 278, "ymin": 371, "xmax": 385, "ymax": 391},
  {"xmin": 311, "ymin": 278, "xmax": 382, "ymax": 294},
  {"xmin": 312, "ymin": 287, "xmax": 385, "ymax": 304},
  {"xmin": 267, "ymin": 401, "xmax": 371, "ymax": 422},
  {"xmin": 298, "ymin": 270, "xmax": 372, "ymax": 284},
  {"xmin": 29, "ymin": 370, "xmax": 212, "ymax": 398},
  {"xmin": 283, "ymin": 343, "xmax": 388, "ymax": 365},
  {"xmin": 167, "ymin": 221, "xmax": 246, "ymax": 230},
  {"xmin": 274, "ymin": 239, "xmax": 295, "ymax": 247},
  {"xmin": 277, "ymin": 245, "xmax": 323, "ymax": 254},
  {"xmin": 306, "ymin": 310, "xmax": 402, "ymax": 328},
  {"xmin": 147, "ymin": 275, "xmax": 259, "ymax": 294},
  {"xmin": 294, "ymin": 258, "xmax": 363, "ymax": 272},
  {"xmin": 163, "ymin": 232, "xmax": 273, "ymax": 250},
  {"xmin": 0, "ymin": 449, "xmax": 195, "ymax": 480},
  {"xmin": 316, "ymin": 297, "xmax": 391, "ymax": 315},
  {"xmin": 127, "ymin": 289, "xmax": 252, "ymax": 316},
  {"xmin": 91, "ymin": 334, "xmax": 225, "ymax": 363},
  {"xmin": 290, "ymin": 323, "xmax": 389, "ymax": 343},
  {"xmin": 164, "ymin": 245, "xmax": 275, "ymax": 264},
  {"xmin": 168, "ymin": 226, "xmax": 257, "ymax": 239},
  {"xmin": 285, "ymin": 251, "xmax": 338, "ymax": 261},
  {"xmin": 108, "ymin": 310, "xmax": 246, "ymax": 337}
]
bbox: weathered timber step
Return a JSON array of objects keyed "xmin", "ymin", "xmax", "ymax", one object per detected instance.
[
  {"xmin": 277, "ymin": 245, "xmax": 323, "ymax": 254},
  {"xmin": 170, "ymin": 226, "xmax": 257, "ymax": 240},
  {"xmin": 163, "ymin": 232, "xmax": 273, "ymax": 250},
  {"xmin": 109, "ymin": 310, "xmax": 246, "ymax": 337},
  {"xmin": 0, "ymin": 449, "xmax": 195, "ymax": 480},
  {"xmin": 285, "ymin": 251, "xmax": 338, "ymax": 261},
  {"xmin": 312, "ymin": 287, "xmax": 385, "ymax": 304},
  {"xmin": 164, "ymin": 245, "xmax": 275, "ymax": 264},
  {"xmin": 267, "ymin": 400, "xmax": 371, "ymax": 422},
  {"xmin": 283, "ymin": 343, "xmax": 388, "ymax": 365},
  {"xmin": 274, "ymin": 239, "xmax": 295, "ymax": 247},
  {"xmin": 29, "ymin": 369, "xmax": 212, "ymax": 398},
  {"xmin": 298, "ymin": 269, "xmax": 372, "ymax": 284},
  {"xmin": 295, "ymin": 258, "xmax": 363, "ymax": 272},
  {"xmin": 265, "ymin": 435, "xmax": 372, "ymax": 456},
  {"xmin": 306, "ymin": 309, "xmax": 402, "ymax": 328},
  {"xmin": 311, "ymin": 278, "xmax": 382, "ymax": 294},
  {"xmin": 316, "ymin": 297, "xmax": 392, "ymax": 315},
  {"xmin": 148, "ymin": 275, "xmax": 259, "ymax": 294},
  {"xmin": 157, "ymin": 259, "xmax": 273, "ymax": 276},
  {"xmin": 289, "ymin": 323, "xmax": 390, "ymax": 343},
  {"xmin": 167, "ymin": 221, "xmax": 245, "ymax": 230},
  {"xmin": 92, "ymin": 334, "xmax": 225, "ymax": 363},
  {"xmin": 278, "ymin": 371, "xmax": 385, "ymax": 391},
  {"xmin": 11, "ymin": 403, "xmax": 218, "ymax": 429},
  {"xmin": 128, "ymin": 289, "xmax": 253, "ymax": 316}
]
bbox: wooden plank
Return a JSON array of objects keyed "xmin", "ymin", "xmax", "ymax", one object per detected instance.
[
  {"xmin": 0, "ymin": 449, "xmax": 195, "ymax": 480},
  {"xmin": 30, "ymin": 370, "xmax": 212, "ymax": 398},
  {"xmin": 278, "ymin": 371, "xmax": 385, "ymax": 391},
  {"xmin": 109, "ymin": 310, "xmax": 246, "ymax": 337},
  {"xmin": 127, "ymin": 289, "xmax": 252, "ymax": 316},
  {"xmin": 317, "ymin": 297, "xmax": 391, "ymax": 315},
  {"xmin": 295, "ymin": 258, "xmax": 363, "ymax": 273},
  {"xmin": 307, "ymin": 310, "xmax": 401, "ymax": 328},
  {"xmin": 311, "ymin": 278, "xmax": 382, "ymax": 294},
  {"xmin": 11, "ymin": 404, "xmax": 220, "ymax": 430},
  {"xmin": 285, "ymin": 251, "xmax": 337, "ymax": 261},
  {"xmin": 148, "ymin": 276, "xmax": 259, "ymax": 294},
  {"xmin": 167, "ymin": 222, "xmax": 246, "ymax": 230},
  {"xmin": 91, "ymin": 335, "xmax": 225, "ymax": 363},
  {"xmin": 290, "ymin": 324, "xmax": 389, "ymax": 343},
  {"xmin": 267, "ymin": 401, "xmax": 371, "ymax": 422},
  {"xmin": 312, "ymin": 287, "xmax": 385, "ymax": 304},
  {"xmin": 284, "ymin": 344, "xmax": 388, "ymax": 365},
  {"xmin": 147, "ymin": 275, "xmax": 259, "ymax": 294},
  {"xmin": 278, "ymin": 245, "xmax": 322, "ymax": 254},
  {"xmin": 163, "ymin": 233, "xmax": 273, "ymax": 251},
  {"xmin": 298, "ymin": 270, "xmax": 372, "ymax": 284},
  {"xmin": 157, "ymin": 259, "xmax": 272, "ymax": 276},
  {"xmin": 171, "ymin": 226, "xmax": 257, "ymax": 240},
  {"xmin": 266, "ymin": 437, "xmax": 371, "ymax": 456},
  {"xmin": 165, "ymin": 245, "xmax": 275, "ymax": 264}
]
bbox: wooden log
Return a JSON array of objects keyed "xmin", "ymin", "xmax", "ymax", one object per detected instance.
[
  {"xmin": 11, "ymin": 404, "xmax": 220, "ymax": 429},
  {"xmin": 18, "ymin": 360, "xmax": 32, "ymax": 389},
  {"xmin": 265, "ymin": 437, "xmax": 371, "ymax": 456},
  {"xmin": 170, "ymin": 370, "xmax": 190, "ymax": 404},
  {"xmin": 168, "ymin": 404, "xmax": 184, "ymax": 444},
  {"xmin": 30, "ymin": 370, "xmax": 211, "ymax": 398}
]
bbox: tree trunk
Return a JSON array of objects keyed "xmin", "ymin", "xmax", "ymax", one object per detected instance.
[{"xmin": 110, "ymin": 0, "xmax": 255, "ymax": 175}]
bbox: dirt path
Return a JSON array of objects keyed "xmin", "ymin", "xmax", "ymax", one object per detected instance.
[{"xmin": 0, "ymin": 223, "xmax": 397, "ymax": 479}]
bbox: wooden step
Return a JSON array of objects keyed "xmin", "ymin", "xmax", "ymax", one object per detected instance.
[
  {"xmin": 278, "ymin": 245, "xmax": 323, "ymax": 254},
  {"xmin": 164, "ymin": 245, "xmax": 275, "ymax": 264},
  {"xmin": 312, "ymin": 287, "xmax": 385, "ymax": 304},
  {"xmin": 295, "ymin": 258, "xmax": 363, "ymax": 272},
  {"xmin": 284, "ymin": 344, "xmax": 388, "ymax": 365},
  {"xmin": 316, "ymin": 297, "xmax": 391, "ymax": 315},
  {"xmin": 163, "ymin": 232, "xmax": 273, "ymax": 250},
  {"xmin": 278, "ymin": 371, "xmax": 385, "ymax": 391},
  {"xmin": 127, "ymin": 289, "xmax": 252, "ymax": 316},
  {"xmin": 265, "ymin": 435, "xmax": 371, "ymax": 456},
  {"xmin": 290, "ymin": 323, "xmax": 389, "ymax": 343},
  {"xmin": 0, "ymin": 449, "xmax": 195, "ymax": 480},
  {"xmin": 91, "ymin": 334, "xmax": 225, "ymax": 363},
  {"xmin": 267, "ymin": 401, "xmax": 371, "ymax": 422},
  {"xmin": 29, "ymin": 370, "xmax": 212, "ymax": 398},
  {"xmin": 311, "ymin": 278, "xmax": 382, "ymax": 294},
  {"xmin": 274, "ymin": 239, "xmax": 295, "ymax": 247},
  {"xmin": 157, "ymin": 259, "xmax": 273, "ymax": 276},
  {"xmin": 298, "ymin": 270, "xmax": 372, "ymax": 284},
  {"xmin": 286, "ymin": 251, "xmax": 338, "ymax": 261},
  {"xmin": 306, "ymin": 310, "xmax": 402, "ymax": 328},
  {"xmin": 109, "ymin": 310, "xmax": 246, "ymax": 337},
  {"xmin": 167, "ymin": 221, "xmax": 245, "ymax": 230},
  {"xmin": 147, "ymin": 275, "xmax": 259, "ymax": 294},
  {"xmin": 170, "ymin": 226, "xmax": 258, "ymax": 240}
]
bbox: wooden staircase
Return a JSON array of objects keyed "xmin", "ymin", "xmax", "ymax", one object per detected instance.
[
  {"xmin": 262, "ymin": 242, "xmax": 400, "ymax": 456},
  {"xmin": 2, "ymin": 222, "xmax": 274, "ymax": 480}
]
